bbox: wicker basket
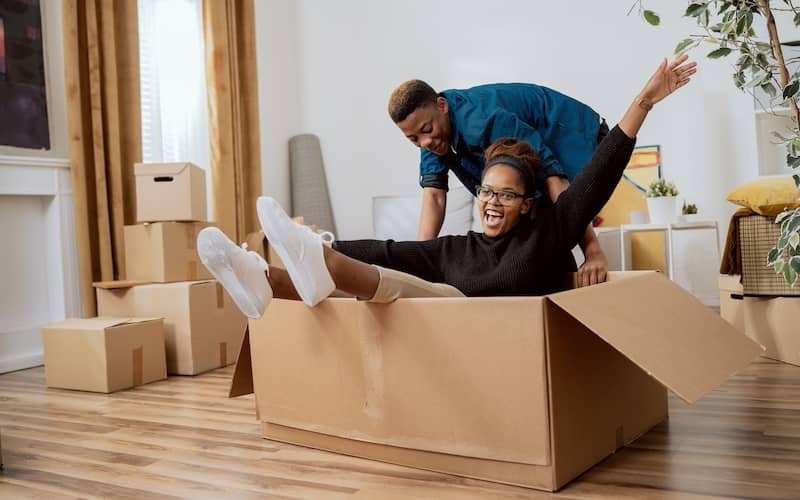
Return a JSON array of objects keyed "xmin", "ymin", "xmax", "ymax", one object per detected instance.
[{"xmin": 738, "ymin": 214, "xmax": 800, "ymax": 296}]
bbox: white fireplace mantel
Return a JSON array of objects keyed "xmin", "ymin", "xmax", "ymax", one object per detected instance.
[{"xmin": 0, "ymin": 154, "xmax": 81, "ymax": 373}]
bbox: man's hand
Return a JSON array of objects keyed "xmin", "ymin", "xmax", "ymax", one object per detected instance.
[
  {"xmin": 418, "ymin": 187, "xmax": 447, "ymax": 240},
  {"xmin": 577, "ymin": 230, "xmax": 608, "ymax": 287}
]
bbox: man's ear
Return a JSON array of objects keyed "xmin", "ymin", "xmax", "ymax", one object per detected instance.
[
  {"xmin": 520, "ymin": 198, "xmax": 533, "ymax": 215},
  {"xmin": 436, "ymin": 96, "xmax": 448, "ymax": 114}
]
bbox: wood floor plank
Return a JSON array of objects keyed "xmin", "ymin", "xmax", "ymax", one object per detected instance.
[{"xmin": 1, "ymin": 359, "xmax": 798, "ymax": 499}]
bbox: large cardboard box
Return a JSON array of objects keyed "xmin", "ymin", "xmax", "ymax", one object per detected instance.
[
  {"xmin": 742, "ymin": 296, "xmax": 800, "ymax": 366},
  {"xmin": 229, "ymin": 272, "xmax": 761, "ymax": 491},
  {"xmin": 124, "ymin": 222, "xmax": 212, "ymax": 283},
  {"xmin": 719, "ymin": 274, "xmax": 745, "ymax": 333},
  {"xmin": 94, "ymin": 280, "xmax": 247, "ymax": 375},
  {"xmin": 42, "ymin": 318, "xmax": 167, "ymax": 393},
  {"xmin": 135, "ymin": 162, "xmax": 207, "ymax": 223}
]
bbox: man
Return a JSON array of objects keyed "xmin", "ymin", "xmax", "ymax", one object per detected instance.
[{"xmin": 388, "ymin": 80, "xmax": 610, "ymax": 286}]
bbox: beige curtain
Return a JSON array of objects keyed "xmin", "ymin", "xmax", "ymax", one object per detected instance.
[
  {"xmin": 62, "ymin": 0, "xmax": 141, "ymax": 317},
  {"xmin": 203, "ymin": 0, "xmax": 262, "ymax": 242}
]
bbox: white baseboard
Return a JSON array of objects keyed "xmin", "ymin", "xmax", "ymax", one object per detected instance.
[{"xmin": 0, "ymin": 353, "xmax": 44, "ymax": 374}]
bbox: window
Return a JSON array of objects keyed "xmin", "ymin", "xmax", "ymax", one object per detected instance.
[{"xmin": 138, "ymin": 0, "xmax": 212, "ymax": 212}]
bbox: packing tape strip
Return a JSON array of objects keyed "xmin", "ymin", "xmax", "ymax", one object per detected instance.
[
  {"xmin": 216, "ymin": 282, "xmax": 225, "ymax": 308},
  {"xmin": 187, "ymin": 261, "xmax": 197, "ymax": 280},
  {"xmin": 219, "ymin": 342, "xmax": 227, "ymax": 367},
  {"xmin": 132, "ymin": 346, "xmax": 143, "ymax": 386}
]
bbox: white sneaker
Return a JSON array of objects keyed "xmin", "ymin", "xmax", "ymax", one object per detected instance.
[
  {"xmin": 256, "ymin": 196, "xmax": 335, "ymax": 307},
  {"xmin": 197, "ymin": 227, "xmax": 272, "ymax": 319}
]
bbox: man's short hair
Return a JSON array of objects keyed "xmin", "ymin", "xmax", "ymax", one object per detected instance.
[{"xmin": 388, "ymin": 80, "xmax": 438, "ymax": 123}]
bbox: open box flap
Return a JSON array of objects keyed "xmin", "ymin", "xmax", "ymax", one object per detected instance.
[
  {"xmin": 547, "ymin": 272, "xmax": 762, "ymax": 404},
  {"xmin": 229, "ymin": 326, "xmax": 254, "ymax": 397},
  {"xmin": 93, "ymin": 280, "xmax": 153, "ymax": 289}
]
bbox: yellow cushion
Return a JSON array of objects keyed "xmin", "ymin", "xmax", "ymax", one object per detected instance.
[{"xmin": 726, "ymin": 177, "xmax": 800, "ymax": 216}]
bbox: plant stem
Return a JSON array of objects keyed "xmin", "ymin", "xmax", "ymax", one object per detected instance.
[{"xmin": 758, "ymin": 0, "xmax": 800, "ymax": 126}]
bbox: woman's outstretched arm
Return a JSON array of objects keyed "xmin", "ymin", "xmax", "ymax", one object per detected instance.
[
  {"xmin": 619, "ymin": 54, "xmax": 697, "ymax": 139},
  {"xmin": 551, "ymin": 56, "xmax": 697, "ymax": 251}
]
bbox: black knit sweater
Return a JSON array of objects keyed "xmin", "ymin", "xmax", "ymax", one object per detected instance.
[{"xmin": 333, "ymin": 126, "xmax": 636, "ymax": 296}]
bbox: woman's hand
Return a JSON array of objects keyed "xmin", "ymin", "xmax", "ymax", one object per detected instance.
[{"xmin": 640, "ymin": 54, "xmax": 697, "ymax": 106}]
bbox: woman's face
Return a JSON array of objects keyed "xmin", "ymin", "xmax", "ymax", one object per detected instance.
[{"xmin": 478, "ymin": 164, "xmax": 533, "ymax": 238}]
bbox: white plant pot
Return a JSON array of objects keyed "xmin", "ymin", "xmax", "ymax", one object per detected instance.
[{"xmin": 646, "ymin": 196, "xmax": 678, "ymax": 224}]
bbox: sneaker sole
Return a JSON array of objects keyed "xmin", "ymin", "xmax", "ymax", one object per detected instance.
[
  {"xmin": 256, "ymin": 198, "xmax": 328, "ymax": 306},
  {"xmin": 197, "ymin": 228, "xmax": 266, "ymax": 319}
]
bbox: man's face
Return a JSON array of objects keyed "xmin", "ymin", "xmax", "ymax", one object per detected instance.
[{"xmin": 396, "ymin": 97, "xmax": 452, "ymax": 156}]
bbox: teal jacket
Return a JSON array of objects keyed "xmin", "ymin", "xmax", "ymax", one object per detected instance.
[{"xmin": 419, "ymin": 83, "xmax": 601, "ymax": 195}]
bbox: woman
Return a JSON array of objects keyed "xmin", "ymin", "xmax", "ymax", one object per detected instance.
[{"xmin": 197, "ymin": 56, "xmax": 697, "ymax": 319}]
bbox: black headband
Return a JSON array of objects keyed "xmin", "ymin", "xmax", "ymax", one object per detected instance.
[{"xmin": 484, "ymin": 156, "xmax": 536, "ymax": 196}]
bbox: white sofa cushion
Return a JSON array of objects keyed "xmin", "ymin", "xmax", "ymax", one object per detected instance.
[{"xmin": 373, "ymin": 186, "xmax": 477, "ymax": 240}]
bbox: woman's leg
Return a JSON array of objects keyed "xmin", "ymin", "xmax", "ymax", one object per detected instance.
[
  {"xmin": 268, "ymin": 246, "xmax": 380, "ymax": 300},
  {"xmin": 268, "ymin": 246, "xmax": 464, "ymax": 302}
]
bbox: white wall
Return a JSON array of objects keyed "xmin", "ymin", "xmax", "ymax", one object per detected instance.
[
  {"xmin": 289, "ymin": 0, "xmax": 760, "ymax": 240},
  {"xmin": 254, "ymin": 0, "xmax": 302, "ymax": 210}
]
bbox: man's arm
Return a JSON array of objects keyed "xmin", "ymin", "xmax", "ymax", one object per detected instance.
[
  {"xmin": 546, "ymin": 175, "xmax": 608, "ymax": 287},
  {"xmin": 418, "ymin": 187, "xmax": 447, "ymax": 240}
]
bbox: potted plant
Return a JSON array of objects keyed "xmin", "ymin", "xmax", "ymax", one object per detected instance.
[
  {"xmin": 645, "ymin": 178, "xmax": 679, "ymax": 224},
  {"xmin": 680, "ymin": 201, "xmax": 702, "ymax": 222}
]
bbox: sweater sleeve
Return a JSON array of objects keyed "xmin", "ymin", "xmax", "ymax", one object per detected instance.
[
  {"xmin": 332, "ymin": 238, "xmax": 447, "ymax": 283},
  {"xmin": 550, "ymin": 125, "xmax": 636, "ymax": 251}
]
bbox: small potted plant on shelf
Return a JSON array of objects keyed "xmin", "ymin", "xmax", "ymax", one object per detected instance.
[
  {"xmin": 680, "ymin": 201, "xmax": 701, "ymax": 223},
  {"xmin": 645, "ymin": 178, "xmax": 679, "ymax": 224}
]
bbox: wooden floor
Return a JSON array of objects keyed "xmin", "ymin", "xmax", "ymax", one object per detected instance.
[{"xmin": 0, "ymin": 359, "xmax": 798, "ymax": 499}]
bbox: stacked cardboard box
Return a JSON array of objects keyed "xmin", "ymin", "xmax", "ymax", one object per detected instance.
[
  {"xmin": 720, "ymin": 274, "xmax": 800, "ymax": 367},
  {"xmin": 106, "ymin": 162, "xmax": 246, "ymax": 375}
]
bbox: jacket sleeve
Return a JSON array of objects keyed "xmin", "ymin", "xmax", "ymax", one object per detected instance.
[{"xmin": 419, "ymin": 149, "xmax": 449, "ymax": 191}]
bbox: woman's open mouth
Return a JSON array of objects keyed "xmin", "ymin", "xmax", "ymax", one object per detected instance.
[{"xmin": 484, "ymin": 208, "xmax": 504, "ymax": 229}]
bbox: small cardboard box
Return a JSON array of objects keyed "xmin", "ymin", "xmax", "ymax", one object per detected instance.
[
  {"xmin": 719, "ymin": 274, "xmax": 745, "ymax": 333},
  {"xmin": 124, "ymin": 222, "xmax": 212, "ymax": 283},
  {"xmin": 135, "ymin": 162, "xmax": 207, "ymax": 223},
  {"xmin": 94, "ymin": 280, "xmax": 247, "ymax": 375},
  {"xmin": 229, "ymin": 272, "xmax": 761, "ymax": 491},
  {"xmin": 742, "ymin": 296, "xmax": 800, "ymax": 367},
  {"xmin": 42, "ymin": 317, "xmax": 167, "ymax": 393}
]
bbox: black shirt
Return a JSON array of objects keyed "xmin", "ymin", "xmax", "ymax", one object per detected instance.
[{"xmin": 334, "ymin": 126, "xmax": 636, "ymax": 296}]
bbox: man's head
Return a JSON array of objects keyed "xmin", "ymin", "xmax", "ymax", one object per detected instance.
[
  {"xmin": 388, "ymin": 80, "xmax": 452, "ymax": 156},
  {"xmin": 477, "ymin": 138, "xmax": 540, "ymax": 238}
]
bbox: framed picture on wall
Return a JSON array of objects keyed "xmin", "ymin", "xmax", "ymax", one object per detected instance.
[{"xmin": 0, "ymin": 0, "xmax": 50, "ymax": 150}]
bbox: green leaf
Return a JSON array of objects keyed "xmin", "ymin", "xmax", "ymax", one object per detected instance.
[
  {"xmin": 790, "ymin": 256, "xmax": 800, "ymax": 274},
  {"xmin": 768, "ymin": 247, "xmax": 781, "ymax": 265},
  {"xmin": 708, "ymin": 47, "xmax": 732, "ymax": 59},
  {"xmin": 794, "ymin": 12, "xmax": 800, "ymax": 27},
  {"xmin": 785, "ymin": 265, "xmax": 797, "ymax": 286},
  {"xmin": 685, "ymin": 3, "xmax": 706, "ymax": 17},
  {"xmin": 783, "ymin": 81, "xmax": 800, "ymax": 99},
  {"xmin": 643, "ymin": 10, "xmax": 660, "ymax": 26},
  {"xmin": 794, "ymin": 174, "xmax": 800, "ymax": 188},
  {"xmin": 784, "ymin": 213, "xmax": 800, "ymax": 235},
  {"xmin": 788, "ymin": 154, "xmax": 800, "ymax": 169},
  {"xmin": 777, "ymin": 209, "xmax": 794, "ymax": 224},
  {"xmin": 762, "ymin": 82, "xmax": 778, "ymax": 98},
  {"xmin": 791, "ymin": 232, "xmax": 800, "ymax": 250},
  {"xmin": 776, "ymin": 260, "xmax": 786, "ymax": 274},
  {"xmin": 675, "ymin": 38, "xmax": 695, "ymax": 55}
]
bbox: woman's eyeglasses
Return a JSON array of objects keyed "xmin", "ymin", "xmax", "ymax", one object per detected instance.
[{"xmin": 475, "ymin": 186, "xmax": 525, "ymax": 205}]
